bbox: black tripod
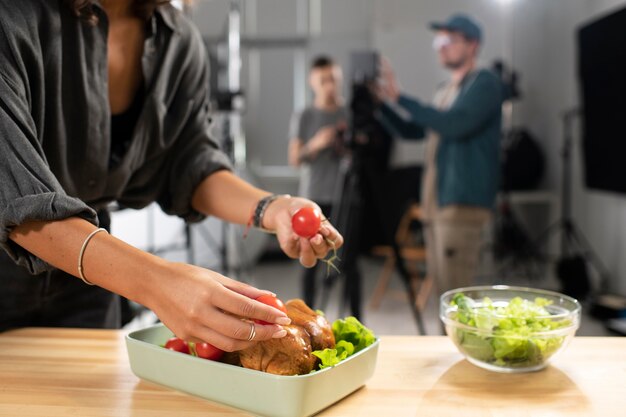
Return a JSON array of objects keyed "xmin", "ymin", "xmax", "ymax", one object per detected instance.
[
  {"xmin": 318, "ymin": 146, "xmax": 427, "ymax": 334},
  {"xmin": 318, "ymin": 156, "xmax": 363, "ymax": 319},
  {"xmin": 533, "ymin": 108, "xmax": 611, "ymax": 293},
  {"xmin": 494, "ymin": 195, "xmax": 545, "ymax": 282}
]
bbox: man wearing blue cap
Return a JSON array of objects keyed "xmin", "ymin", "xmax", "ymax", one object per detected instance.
[{"xmin": 377, "ymin": 14, "xmax": 503, "ymax": 293}]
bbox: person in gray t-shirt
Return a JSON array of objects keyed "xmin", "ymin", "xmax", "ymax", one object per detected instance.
[
  {"xmin": 289, "ymin": 56, "xmax": 347, "ymax": 307},
  {"xmin": 289, "ymin": 57, "xmax": 348, "ymax": 205}
]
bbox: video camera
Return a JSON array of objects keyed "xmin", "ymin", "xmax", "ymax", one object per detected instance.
[{"xmin": 336, "ymin": 51, "xmax": 392, "ymax": 169}]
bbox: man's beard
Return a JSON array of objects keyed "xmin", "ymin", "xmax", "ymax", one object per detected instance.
[
  {"xmin": 444, "ymin": 58, "xmax": 466, "ymax": 70},
  {"xmin": 442, "ymin": 51, "xmax": 471, "ymax": 70}
]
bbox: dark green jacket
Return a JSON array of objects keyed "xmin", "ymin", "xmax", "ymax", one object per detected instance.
[{"xmin": 379, "ymin": 69, "xmax": 503, "ymax": 209}]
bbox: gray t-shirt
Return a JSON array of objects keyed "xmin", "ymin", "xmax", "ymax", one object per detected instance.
[{"xmin": 290, "ymin": 107, "xmax": 348, "ymax": 204}]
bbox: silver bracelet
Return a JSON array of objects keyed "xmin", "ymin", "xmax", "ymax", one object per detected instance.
[{"xmin": 78, "ymin": 228, "xmax": 107, "ymax": 285}]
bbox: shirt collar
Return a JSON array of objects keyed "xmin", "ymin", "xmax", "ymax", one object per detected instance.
[
  {"xmin": 90, "ymin": 1, "xmax": 179, "ymax": 34},
  {"xmin": 154, "ymin": 4, "xmax": 180, "ymax": 34}
]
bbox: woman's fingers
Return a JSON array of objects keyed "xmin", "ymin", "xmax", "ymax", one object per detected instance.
[
  {"xmin": 186, "ymin": 319, "xmax": 286, "ymax": 352},
  {"xmin": 309, "ymin": 233, "xmax": 329, "ymax": 258},
  {"xmin": 320, "ymin": 224, "xmax": 344, "ymax": 249},
  {"xmin": 279, "ymin": 233, "xmax": 305, "ymax": 261},
  {"xmin": 212, "ymin": 289, "xmax": 291, "ymax": 326},
  {"xmin": 298, "ymin": 237, "xmax": 317, "ymax": 268},
  {"xmin": 201, "ymin": 309, "xmax": 287, "ymax": 342},
  {"xmin": 293, "ymin": 220, "xmax": 343, "ymax": 266},
  {"xmin": 264, "ymin": 196, "xmax": 344, "ymax": 267},
  {"xmin": 149, "ymin": 262, "xmax": 293, "ymax": 354},
  {"xmin": 216, "ymin": 274, "xmax": 275, "ymax": 300}
]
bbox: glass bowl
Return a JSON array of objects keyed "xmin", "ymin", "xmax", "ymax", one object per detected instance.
[{"xmin": 440, "ymin": 285, "xmax": 581, "ymax": 373}]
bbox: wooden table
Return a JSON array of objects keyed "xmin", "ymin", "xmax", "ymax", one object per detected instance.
[{"xmin": 1, "ymin": 328, "xmax": 625, "ymax": 416}]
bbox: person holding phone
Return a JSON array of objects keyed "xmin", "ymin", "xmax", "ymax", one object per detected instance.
[{"xmin": 377, "ymin": 14, "xmax": 503, "ymax": 293}]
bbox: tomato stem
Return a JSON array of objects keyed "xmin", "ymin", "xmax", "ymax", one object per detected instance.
[
  {"xmin": 322, "ymin": 238, "xmax": 340, "ymax": 276},
  {"xmin": 188, "ymin": 341, "xmax": 197, "ymax": 357}
]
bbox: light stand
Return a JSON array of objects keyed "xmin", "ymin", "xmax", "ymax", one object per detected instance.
[{"xmin": 533, "ymin": 108, "xmax": 611, "ymax": 294}]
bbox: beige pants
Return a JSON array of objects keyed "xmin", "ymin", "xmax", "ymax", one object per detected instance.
[{"xmin": 424, "ymin": 206, "xmax": 491, "ymax": 294}]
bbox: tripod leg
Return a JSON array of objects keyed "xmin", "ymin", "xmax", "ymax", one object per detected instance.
[
  {"xmin": 321, "ymin": 164, "xmax": 362, "ymax": 317},
  {"xmin": 339, "ymin": 207, "xmax": 363, "ymax": 319},
  {"xmin": 318, "ymin": 164, "xmax": 351, "ymax": 312},
  {"xmin": 567, "ymin": 221, "xmax": 612, "ymax": 292},
  {"xmin": 533, "ymin": 218, "xmax": 564, "ymax": 254}
]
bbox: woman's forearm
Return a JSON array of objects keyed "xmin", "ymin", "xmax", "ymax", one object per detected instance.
[
  {"xmin": 9, "ymin": 216, "xmax": 293, "ymax": 349},
  {"xmin": 191, "ymin": 170, "xmax": 273, "ymax": 226},
  {"xmin": 9, "ymin": 217, "xmax": 165, "ymax": 306}
]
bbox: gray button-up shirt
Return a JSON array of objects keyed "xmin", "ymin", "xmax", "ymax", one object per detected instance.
[{"xmin": 0, "ymin": 1, "xmax": 232, "ymax": 274}]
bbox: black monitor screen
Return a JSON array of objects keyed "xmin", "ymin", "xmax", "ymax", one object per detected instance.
[{"xmin": 578, "ymin": 6, "xmax": 626, "ymax": 194}]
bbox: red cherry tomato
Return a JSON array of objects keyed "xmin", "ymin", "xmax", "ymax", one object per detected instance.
[
  {"xmin": 255, "ymin": 294, "xmax": 288, "ymax": 325},
  {"xmin": 164, "ymin": 337, "xmax": 190, "ymax": 354},
  {"xmin": 291, "ymin": 207, "xmax": 322, "ymax": 238},
  {"xmin": 194, "ymin": 342, "xmax": 224, "ymax": 361}
]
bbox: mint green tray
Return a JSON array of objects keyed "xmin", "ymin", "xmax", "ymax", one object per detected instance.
[{"xmin": 126, "ymin": 323, "xmax": 379, "ymax": 417}]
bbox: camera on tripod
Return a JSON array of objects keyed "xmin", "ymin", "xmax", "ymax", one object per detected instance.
[{"xmin": 342, "ymin": 51, "xmax": 392, "ymax": 167}]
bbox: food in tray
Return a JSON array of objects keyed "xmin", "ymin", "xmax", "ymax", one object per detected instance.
[
  {"xmin": 164, "ymin": 337, "xmax": 224, "ymax": 361},
  {"xmin": 161, "ymin": 297, "xmax": 375, "ymax": 376},
  {"xmin": 239, "ymin": 299, "xmax": 336, "ymax": 375}
]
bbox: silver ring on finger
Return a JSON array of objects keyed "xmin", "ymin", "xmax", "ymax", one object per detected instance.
[{"xmin": 246, "ymin": 321, "xmax": 256, "ymax": 342}]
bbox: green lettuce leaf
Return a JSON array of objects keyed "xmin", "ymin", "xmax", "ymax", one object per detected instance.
[
  {"xmin": 331, "ymin": 316, "xmax": 376, "ymax": 353},
  {"xmin": 311, "ymin": 316, "xmax": 375, "ymax": 371},
  {"xmin": 312, "ymin": 340, "xmax": 356, "ymax": 370}
]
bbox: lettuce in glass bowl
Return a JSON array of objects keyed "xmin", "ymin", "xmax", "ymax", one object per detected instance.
[{"xmin": 440, "ymin": 285, "xmax": 581, "ymax": 373}]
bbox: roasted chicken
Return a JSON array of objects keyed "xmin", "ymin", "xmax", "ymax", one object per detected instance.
[{"xmin": 238, "ymin": 299, "xmax": 335, "ymax": 375}]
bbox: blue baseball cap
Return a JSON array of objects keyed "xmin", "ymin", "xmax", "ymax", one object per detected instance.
[{"xmin": 429, "ymin": 14, "xmax": 482, "ymax": 43}]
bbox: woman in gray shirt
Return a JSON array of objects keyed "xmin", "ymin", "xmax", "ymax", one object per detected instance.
[{"xmin": 0, "ymin": 0, "xmax": 342, "ymax": 351}]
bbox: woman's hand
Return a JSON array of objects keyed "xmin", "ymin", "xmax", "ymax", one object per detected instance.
[
  {"xmin": 190, "ymin": 172, "xmax": 343, "ymax": 268},
  {"xmin": 145, "ymin": 262, "xmax": 291, "ymax": 352},
  {"xmin": 262, "ymin": 196, "xmax": 344, "ymax": 268}
]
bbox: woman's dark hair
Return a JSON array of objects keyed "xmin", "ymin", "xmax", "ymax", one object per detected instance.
[{"xmin": 65, "ymin": 0, "xmax": 171, "ymax": 25}]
